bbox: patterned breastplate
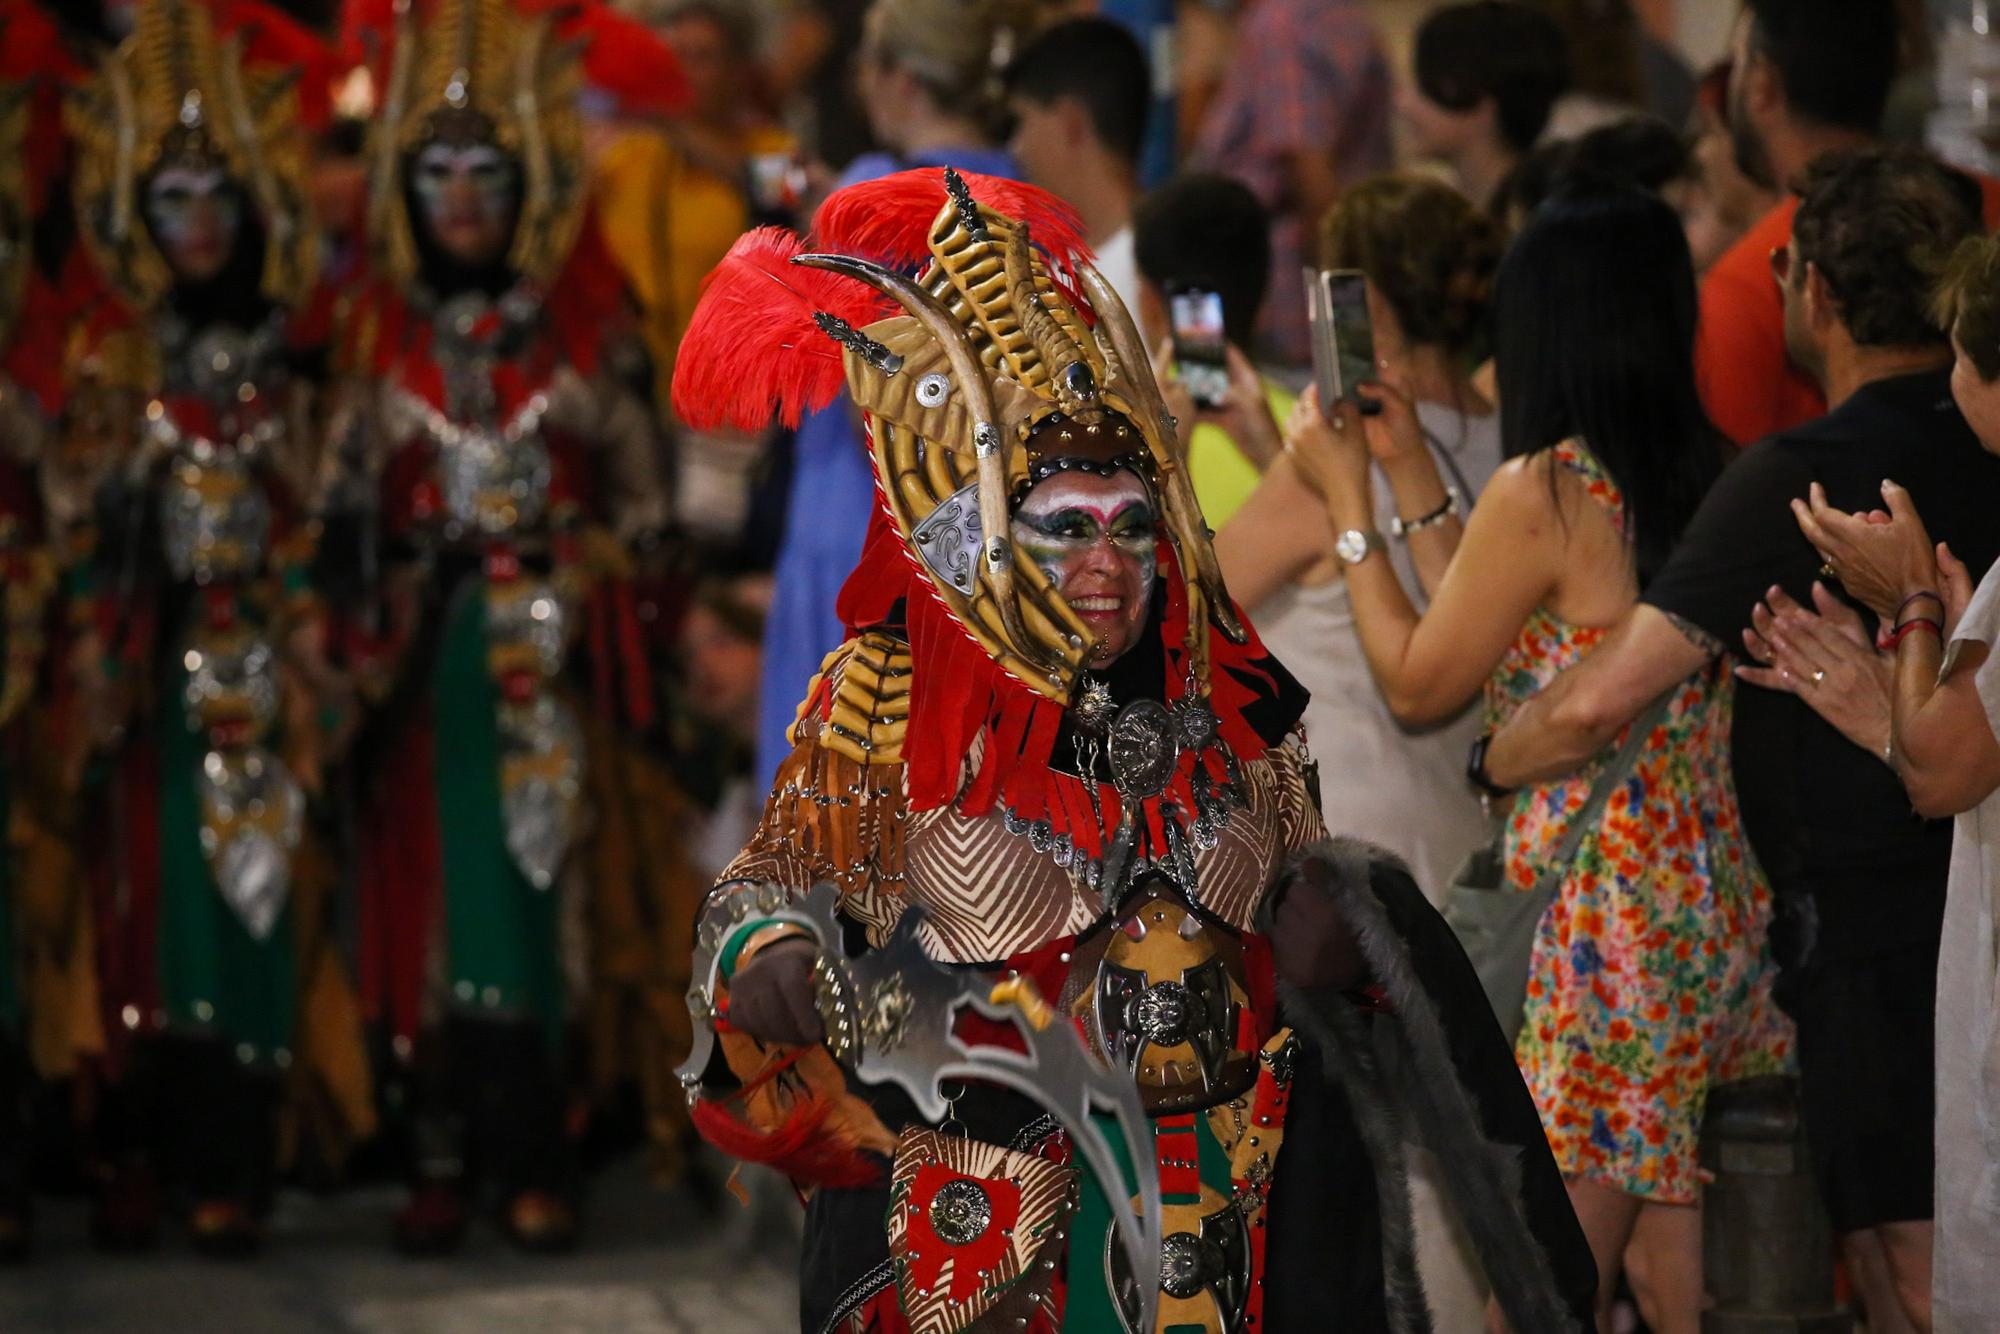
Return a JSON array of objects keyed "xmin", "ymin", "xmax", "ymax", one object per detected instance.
[
  {"xmin": 407, "ymin": 288, "xmax": 558, "ymax": 546},
  {"xmin": 421, "ymin": 392, "xmax": 554, "ymax": 540},
  {"xmin": 896, "ymin": 744, "xmax": 1309, "ymax": 963},
  {"xmin": 153, "ymin": 316, "xmax": 289, "ymax": 584}
]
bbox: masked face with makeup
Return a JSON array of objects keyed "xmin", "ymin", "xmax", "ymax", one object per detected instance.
[
  {"xmin": 1011, "ymin": 465, "xmax": 1159, "ymax": 668},
  {"xmin": 407, "ymin": 119, "xmax": 521, "ymax": 270},
  {"xmin": 143, "ymin": 159, "xmax": 244, "ymax": 284}
]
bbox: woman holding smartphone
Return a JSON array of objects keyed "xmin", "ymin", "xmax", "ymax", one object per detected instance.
[
  {"xmin": 1282, "ymin": 182, "xmax": 1792, "ymax": 1333},
  {"xmin": 1216, "ymin": 174, "xmax": 1502, "ymax": 897}
]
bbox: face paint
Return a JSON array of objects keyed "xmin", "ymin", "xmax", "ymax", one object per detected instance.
[
  {"xmin": 1011, "ymin": 469, "xmax": 1157, "ymax": 665},
  {"xmin": 145, "ymin": 165, "xmax": 241, "ymax": 282},
  {"xmin": 411, "ymin": 141, "xmax": 520, "ymax": 266}
]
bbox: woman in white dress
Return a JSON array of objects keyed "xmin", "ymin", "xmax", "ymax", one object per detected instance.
[
  {"xmin": 1739, "ymin": 233, "xmax": 2000, "ymax": 1330},
  {"xmin": 1216, "ymin": 174, "xmax": 1503, "ymax": 899}
]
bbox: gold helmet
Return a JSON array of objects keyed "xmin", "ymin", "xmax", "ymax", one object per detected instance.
[
  {"xmin": 66, "ymin": 0, "xmax": 320, "ymax": 310},
  {"xmin": 363, "ymin": 0, "xmax": 585, "ymax": 289},
  {"xmin": 676, "ymin": 169, "xmax": 1244, "ymax": 709}
]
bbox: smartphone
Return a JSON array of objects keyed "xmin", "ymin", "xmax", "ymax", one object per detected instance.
[
  {"xmin": 1307, "ymin": 267, "xmax": 1380, "ymax": 415},
  {"xmin": 1169, "ymin": 286, "xmax": 1230, "ymax": 410}
]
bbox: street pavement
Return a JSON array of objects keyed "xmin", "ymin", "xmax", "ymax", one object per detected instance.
[{"xmin": 0, "ymin": 1158, "xmax": 802, "ymax": 1333}]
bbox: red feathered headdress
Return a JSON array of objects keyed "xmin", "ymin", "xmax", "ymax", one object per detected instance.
[
  {"xmin": 670, "ymin": 227, "xmax": 894, "ymax": 430},
  {"xmin": 810, "ymin": 169, "xmax": 1090, "ymax": 272},
  {"xmin": 341, "ymin": 0, "xmax": 687, "ymax": 119}
]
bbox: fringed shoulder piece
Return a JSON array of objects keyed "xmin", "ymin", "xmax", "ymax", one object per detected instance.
[{"xmin": 788, "ymin": 630, "xmax": 911, "ymax": 767}]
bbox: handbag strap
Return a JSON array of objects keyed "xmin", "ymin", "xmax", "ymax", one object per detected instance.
[{"xmin": 1529, "ymin": 690, "xmax": 1675, "ymax": 894}]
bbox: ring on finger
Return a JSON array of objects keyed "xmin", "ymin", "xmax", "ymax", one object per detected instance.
[{"xmin": 1810, "ymin": 669, "xmax": 1826, "ymax": 685}]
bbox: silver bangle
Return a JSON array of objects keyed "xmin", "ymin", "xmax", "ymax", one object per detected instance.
[{"xmin": 1390, "ymin": 486, "xmax": 1461, "ymax": 538}]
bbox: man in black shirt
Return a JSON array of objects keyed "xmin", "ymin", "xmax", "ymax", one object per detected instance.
[{"xmin": 1482, "ymin": 147, "xmax": 2000, "ymax": 1330}]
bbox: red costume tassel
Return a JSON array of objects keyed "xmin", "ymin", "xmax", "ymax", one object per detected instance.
[{"xmin": 689, "ymin": 1093, "xmax": 884, "ymax": 1189}]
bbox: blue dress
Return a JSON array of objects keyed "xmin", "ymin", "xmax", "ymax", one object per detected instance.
[{"xmin": 755, "ymin": 146, "xmax": 1019, "ymax": 788}]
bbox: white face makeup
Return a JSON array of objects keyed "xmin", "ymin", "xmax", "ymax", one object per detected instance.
[
  {"xmin": 1010, "ymin": 469, "xmax": 1158, "ymax": 666},
  {"xmin": 410, "ymin": 141, "xmax": 519, "ymax": 266},
  {"xmin": 145, "ymin": 164, "xmax": 241, "ymax": 282}
]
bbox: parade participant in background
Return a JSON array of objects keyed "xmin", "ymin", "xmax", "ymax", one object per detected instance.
[
  {"xmin": 671, "ymin": 166, "xmax": 1595, "ymax": 1333},
  {"xmin": 591, "ymin": 0, "xmax": 775, "ymax": 419},
  {"xmin": 56, "ymin": 0, "xmax": 367, "ymax": 1257},
  {"xmin": 0, "ymin": 0, "xmax": 84, "ymax": 1262},
  {"xmin": 334, "ymin": 0, "xmax": 671, "ymax": 1255}
]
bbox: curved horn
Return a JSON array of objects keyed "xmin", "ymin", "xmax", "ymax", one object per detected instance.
[
  {"xmin": 366, "ymin": 0, "xmax": 418, "ymax": 256},
  {"xmin": 1072, "ymin": 260, "xmax": 1247, "ymax": 646},
  {"xmin": 1004, "ymin": 226, "xmax": 1093, "ymax": 409},
  {"xmin": 792, "ymin": 252, "xmax": 1057, "ymax": 679}
]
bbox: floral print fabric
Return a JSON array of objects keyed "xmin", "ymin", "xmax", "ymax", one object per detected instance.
[{"xmin": 1483, "ymin": 439, "xmax": 1794, "ymax": 1203}]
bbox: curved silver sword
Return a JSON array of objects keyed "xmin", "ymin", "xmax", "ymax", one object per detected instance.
[{"xmin": 681, "ymin": 881, "xmax": 1162, "ymax": 1334}]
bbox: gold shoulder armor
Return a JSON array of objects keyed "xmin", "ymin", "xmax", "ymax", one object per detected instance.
[{"xmin": 789, "ymin": 630, "xmax": 910, "ymax": 767}]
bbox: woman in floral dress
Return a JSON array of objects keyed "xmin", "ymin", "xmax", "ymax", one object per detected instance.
[
  {"xmin": 1283, "ymin": 182, "xmax": 1792, "ymax": 1331},
  {"xmin": 1489, "ymin": 440, "xmax": 1792, "ymax": 1199}
]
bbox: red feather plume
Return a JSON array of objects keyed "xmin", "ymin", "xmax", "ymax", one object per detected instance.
[
  {"xmin": 810, "ymin": 169, "xmax": 1092, "ymax": 273},
  {"xmin": 671, "ymin": 227, "xmax": 893, "ymax": 432},
  {"xmin": 532, "ymin": 0, "xmax": 690, "ymax": 118},
  {"xmin": 217, "ymin": 0, "xmax": 339, "ymax": 130}
]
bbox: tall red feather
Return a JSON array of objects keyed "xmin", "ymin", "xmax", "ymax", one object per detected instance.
[
  {"xmin": 810, "ymin": 169, "xmax": 1092, "ymax": 273},
  {"xmin": 670, "ymin": 227, "xmax": 892, "ymax": 431},
  {"xmin": 526, "ymin": 0, "xmax": 690, "ymax": 117}
]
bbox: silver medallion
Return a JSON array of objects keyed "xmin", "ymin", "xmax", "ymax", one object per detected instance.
[
  {"xmin": 927, "ymin": 1178, "xmax": 994, "ymax": 1246},
  {"xmin": 1106, "ymin": 700, "xmax": 1178, "ymax": 799}
]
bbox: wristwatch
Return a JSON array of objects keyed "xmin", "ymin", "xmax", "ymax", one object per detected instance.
[
  {"xmin": 1334, "ymin": 528, "xmax": 1386, "ymax": 568},
  {"xmin": 1466, "ymin": 733, "xmax": 1513, "ymax": 800}
]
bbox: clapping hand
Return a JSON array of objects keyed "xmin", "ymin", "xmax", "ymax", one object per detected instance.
[
  {"xmin": 1737, "ymin": 581, "xmax": 1893, "ymax": 760},
  {"xmin": 1792, "ymin": 480, "xmax": 1939, "ymax": 620}
]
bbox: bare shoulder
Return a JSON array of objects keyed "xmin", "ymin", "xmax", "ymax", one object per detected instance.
[{"xmin": 1468, "ymin": 451, "xmax": 1562, "ymax": 534}]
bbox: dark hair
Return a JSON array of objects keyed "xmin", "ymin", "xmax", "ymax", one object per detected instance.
[
  {"xmin": 1499, "ymin": 117, "xmax": 1692, "ymax": 224},
  {"xmin": 1321, "ymin": 173, "xmax": 1501, "ymax": 363},
  {"xmin": 1743, "ymin": 0, "xmax": 1899, "ymax": 135},
  {"xmin": 1936, "ymin": 233, "xmax": 2000, "ymax": 381},
  {"xmin": 1134, "ymin": 174, "xmax": 1269, "ymax": 347},
  {"xmin": 657, "ymin": 0, "xmax": 757, "ymax": 59},
  {"xmin": 1793, "ymin": 146, "xmax": 1981, "ymax": 349},
  {"xmin": 1493, "ymin": 183, "xmax": 1721, "ymax": 583},
  {"xmin": 1540, "ymin": 0, "xmax": 1644, "ymax": 107},
  {"xmin": 1414, "ymin": 2, "xmax": 1571, "ymax": 153},
  {"xmin": 1004, "ymin": 17, "xmax": 1150, "ymax": 167}
]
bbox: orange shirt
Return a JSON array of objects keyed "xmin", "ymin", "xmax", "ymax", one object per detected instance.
[{"xmin": 1697, "ymin": 178, "xmax": 2000, "ymax": 448}]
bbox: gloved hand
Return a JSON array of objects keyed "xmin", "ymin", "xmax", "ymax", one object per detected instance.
[
  {"xmin": 724, "ymin": 937, "xmax": 825, "ymax": 1046},
  {"xmin": 1268, "ymin": 879, "xmax": 1368, "ymax": 991}
]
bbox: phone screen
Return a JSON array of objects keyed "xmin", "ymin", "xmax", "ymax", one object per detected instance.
[
  {"xmin": 1308, "ymin": 268, "xmax": 1379, "ymax": 414},
  {"xmin": 1169, "ymin": 287, "xmax": 1229, "ymax": 410}
]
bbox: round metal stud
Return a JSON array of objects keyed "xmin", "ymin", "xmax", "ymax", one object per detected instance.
[{"xmin": 915, "ymin": 372, "xmax": 952, "ymax": 408}]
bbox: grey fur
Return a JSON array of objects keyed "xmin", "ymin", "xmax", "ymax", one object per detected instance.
[{"xmin": 1281, "ymin": 836, "xmax": 1586, "ymax": 1334}]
